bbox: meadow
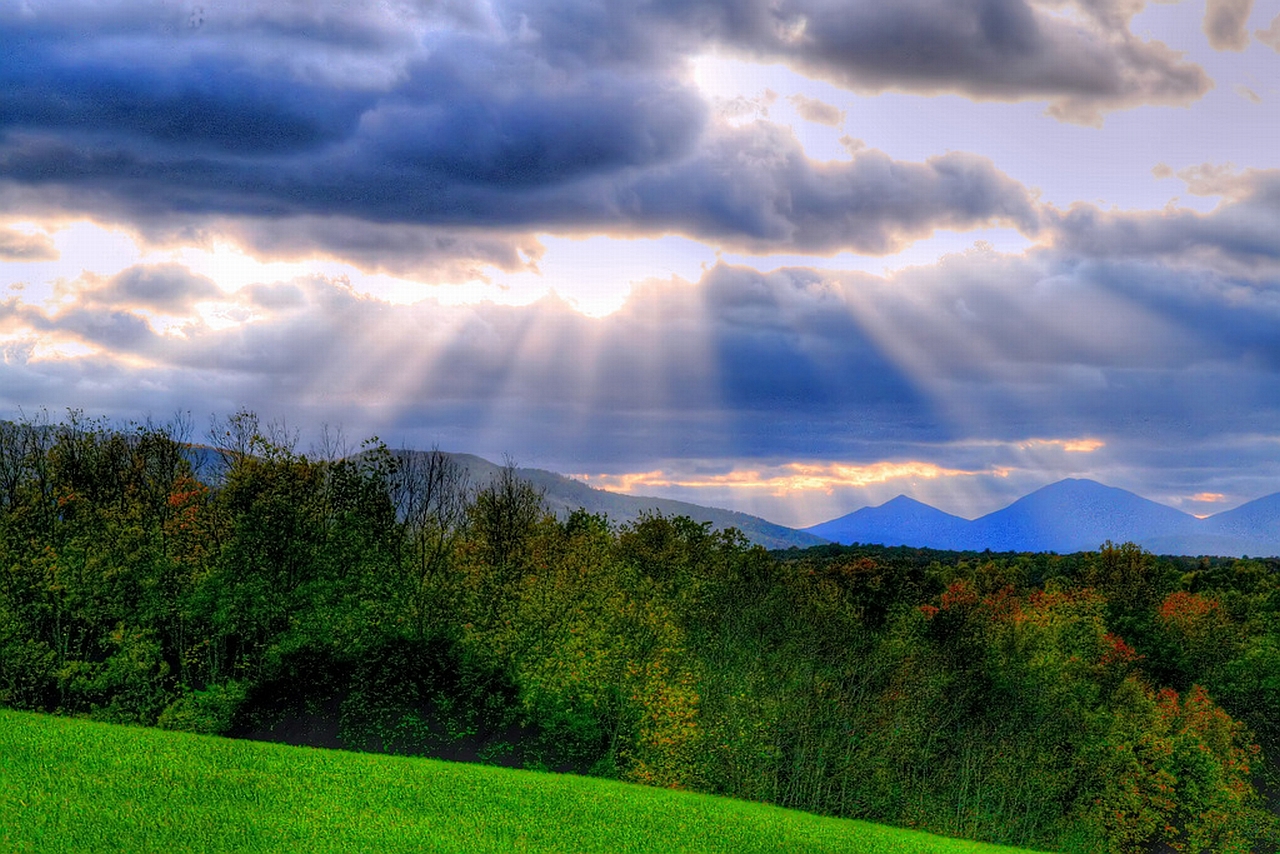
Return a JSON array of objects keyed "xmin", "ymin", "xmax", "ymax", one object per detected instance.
[{"xmin": 0, "ymin": 709, "xmax": 1039, "ymax": 854}]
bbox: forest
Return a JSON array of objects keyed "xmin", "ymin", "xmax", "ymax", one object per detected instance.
[{"xmin": 1, "ymin": 410, "xmax": 1278, "ymax": 853}]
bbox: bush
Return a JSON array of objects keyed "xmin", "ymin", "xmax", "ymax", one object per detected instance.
[{"xmin": 158, "ymin": 681, "xmax": 247, "ymax": 734}]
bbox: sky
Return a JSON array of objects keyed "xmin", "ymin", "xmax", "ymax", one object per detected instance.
[{"xmin": 1, "ymin": 0, "xmax": 1279, "ymax": 528}]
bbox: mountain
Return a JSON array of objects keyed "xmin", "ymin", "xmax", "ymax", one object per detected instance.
[
  {"xmin": 806, "ymin": 479, "xmax": 1280, "ymax": 557},
  {"xmin": 804, "ymin": 495, "xmax": 972, "ymax": 549},
  {"xmin": 189, "ymin": 445, "xmax": 826, "ymax": 550},
  {"xmin": 967, "ymin": 479, "xmax": 1198, "ymax": 553},
  {"xmin": 1177, "ymin": 492, "xmax": 1280, "ymax": 558},
  {"xmin": 406, "ymin": 452, "xmax": 829, "ymax": 551}
]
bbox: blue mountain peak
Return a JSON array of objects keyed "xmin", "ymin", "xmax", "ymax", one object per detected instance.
[{"xmin": 805, "ymin": 479, "xmax": 1280, "ymax": 557}]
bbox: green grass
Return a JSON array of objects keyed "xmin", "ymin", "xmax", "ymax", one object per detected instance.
[{"xmin": 0, "ymin": 709, "xmax": 1043, "ymax": 853}]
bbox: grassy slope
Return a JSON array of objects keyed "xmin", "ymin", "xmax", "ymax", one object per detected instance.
[{"xmin": 0, "ymin": 710, "xmax": 1043, "ymax": 854}]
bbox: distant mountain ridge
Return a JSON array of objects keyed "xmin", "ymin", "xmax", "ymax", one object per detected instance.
[
  {"xmin": 405, "ymin": 452, "xmax": 829, "ymax": 551},
  {"xmin": 805, "ymin": 479, "xmax": 1280, "ymax": 557},
  {"xmin": 186, "ymin": 445, "xmax": 826, "ymax": 550}
]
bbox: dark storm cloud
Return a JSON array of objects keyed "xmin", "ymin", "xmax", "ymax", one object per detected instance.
[
  {"xmin": 0, "ymin": 4, "xmax": 378, "ymax": 155},
  {"xmin": 0, "ymin": 0, "xmax": 1205, "ymax": 262},
  {"xmin": 0, "ymin": 3, "xmax": 706, "ymax": 230},
  {"xmin": 0, "ymin": 97, "xmax": 1036, "ymax": 256}
]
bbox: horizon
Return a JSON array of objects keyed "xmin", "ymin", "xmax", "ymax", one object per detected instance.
[
  {"xmin": 2, "ymin": 2, "xmax": 1278, "ymax": 527},
  {"xmin": 568, "ymin": 472, "xmax": 1279, "ymax": 529},
  {"xmin": 802, "ymin": 477, "xmax": 1266, "ymax": 527},
  {"xmin": 217, "ymin": 442, "xmax": 1280, "ymax": 530}
]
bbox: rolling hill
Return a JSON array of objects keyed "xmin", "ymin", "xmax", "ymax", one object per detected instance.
[{"xmin": 0, "ymin": 709, "xmax": 1037, "ymax": 854}]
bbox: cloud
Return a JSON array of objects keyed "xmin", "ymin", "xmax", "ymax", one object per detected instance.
[
  {"xmin": 78, "ymin": 264, "xmax": 222, "ymax": 313},
  {"xmin": 0, "ymin": 5, "xmax": 704, "ymax": 250},
  {"xmin": 1204, "ymin": 0, "xmax": 1254, "ymax": 50},
  {"xmin": 0, "ymin": 0, "xmax": 1207, "ymax": 265},
  {"xmin": 238, "ymin": 282, "xmax": 307, "ymax": 312},
  {"xmin": 1045, "ymin": 167, "xmax": 1280, "ymax": 272},
  {"xmin": 712, "ymin": 89, "xmax": 778, "ymax": 122},
  {"xmin": 159, "ymin": 216, "xmax": 546, "ymax": 283},
  {"xmin": 4, "ymin": 215, "xmax": 1280, "ymax": 523},
  {"xmin": 0, "ymin": 227, "xmax": 58, "ymax": 261},
  {"xmin": 577, "ymin": 460, "xmax": 993, "ymax": 496},
  {"xmin": 1236, "ymin": 85, "xmax": 1262, "ymax": 103},
  {"xmin": 1174, "ymin": 162, "xmax": 1267, "ymax": 199},
  {"xmin": 508, "ymin": 0, "xmax": 1211, "ymax": 121},
  {"xmin": 0, "ymin": 264, "xmax": 925, "ymax": 462},
  {"xmin": 0, "ymin": 295, "xmax": 157, "ymax": 355},
  {"xmin": 1258, "ymin": 13, "xmax": 1280, "ymax": 51},
  {"xmin": 0, "ymin": 110, "xmax": 1040, "ymax": 256},
  {"xmin": 1019, "ymin": 438, "xmax": 1106, "ymax": 452},
  {"xmin": 672, "ymin": 0, "xmax": 1211, "ymax": 125},
  {"xmin": 616, "ymin": 127, "xmax": 1041, "ymax": 253},
  {"xmin": 787, "ymin": 94, "xmax": 845, "ymax": 126},
  {"xmin": 5, "ymin": 226, "xmax": 1279, "ymax": 465}
]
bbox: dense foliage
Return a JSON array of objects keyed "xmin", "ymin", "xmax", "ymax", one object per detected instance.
[{"xmin": 1, "ymin": 411, "xmax": 1277, "ymax": 852}]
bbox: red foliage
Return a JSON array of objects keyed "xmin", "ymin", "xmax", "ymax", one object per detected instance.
[
  {"xmin": 1158, "ymin": 591, "xmax": 1221, "ymax": 624},
  {"xmin": 167, "ymin": 475, "xmax": 208, "ymax": 509},
  {"xmin": 939, "ymin": 579, "xmax": 978, "ymax": 611},
  {"xmin": 1157, "ymin": 592, "xmax": 1232, "ymax": 653},
  {"xmin": 1099, "ymin": 632, "xmax": 1142, "ymax": 667},
  {"xmin": 980, "ymin": 584, "xmax": 1021, "ymax": 621}
]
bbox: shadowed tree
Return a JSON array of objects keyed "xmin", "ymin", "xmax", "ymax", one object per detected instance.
[
  {"xmin": 389, "ymin": 446, "xmax": 471, "ymax": 640},
  {"xmin": 470, "ymin": 457, "xmax": 546, "ymax": 579}
]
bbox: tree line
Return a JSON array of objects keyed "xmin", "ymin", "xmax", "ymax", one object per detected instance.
[{"xmin": 0, "ymin": 410, "xmax": 1277, "ymax": 852}]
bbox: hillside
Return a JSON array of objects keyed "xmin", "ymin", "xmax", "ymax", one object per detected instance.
[
  {"xmin": 406, "ymin": 451, "xmax": 829, "ymax": 550},
  {"xmin": 190, "ymin": 444, "xmax": 826, "ymax": 550},
  {"xmin": 0, "ymin": 710, "xmax": 1036, "ymax": 854}
]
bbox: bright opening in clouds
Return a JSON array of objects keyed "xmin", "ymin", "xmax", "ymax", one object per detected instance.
[{"xmin": 2, "ymin": 0, "xmax": 1279, "ymax": 526}]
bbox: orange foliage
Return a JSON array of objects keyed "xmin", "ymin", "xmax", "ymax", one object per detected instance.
[
  {"xmin": 939, "ymin": 579, "xmax": 978, "ymax": 611},
  {"xmin": 1099, "ymin": 632, "xmax": 1142, "ymax": 667}
]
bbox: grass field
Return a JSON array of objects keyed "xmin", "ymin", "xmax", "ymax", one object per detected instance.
[{"xmin": 0, "ymin": 709, "xmax": 1044, "ymax": 853}]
